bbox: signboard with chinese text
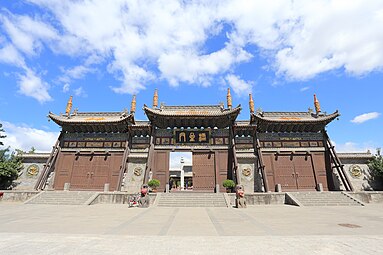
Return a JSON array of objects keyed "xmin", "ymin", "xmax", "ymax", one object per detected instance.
[{"xmin": 173, "ymin": 129, "xmax": 211, "ymax": 145}]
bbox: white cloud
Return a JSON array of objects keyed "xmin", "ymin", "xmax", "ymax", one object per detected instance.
[
  {"xmin": 225, "ymin": 74, "xmax": 252, "ymax": 97},
  {"xmin": 274, "ymin": 0, "xmax": 383, "ymax": 79},
  {"xmin": 74, "ymin": 86, "xmax": 86, "ymax": 97},
  {"xmin": 0, "ymin": 44, "xmax": 25, "ymax": 67},
  {"xmin": 0, "ymin": 121, "xmax": 59, "ymax": 152},
  {"xmin": 17, "ymin": 69, "xmax": 52, "ymax": 103},
  {"xmin": 300, "ymin": 86, "xmax": 310, "ymax": 92},
  {"xmin": 332, "ymin": 141, "xmax": 376, "ymax": 154},
  {"xmin": 0, "ymin": 0, "xmax": 381, "ymax": 94},
  {"xmin": 159, "ymin": 45, "xmax": 252, "ymax": 86},
  {"xmin": 62, "ymin": 83, "xmax": 70, "ymax": 92},
  {"xmin": 351, "ymin": 112, "xmax": 380, "ymax": 124},
  {"xmin": 1, "ymin": 14, "xmax": 57, "ymax": 56},
  {"xmin": 59, "ymin": 65, "xmax": 95, "ymax": 84}
]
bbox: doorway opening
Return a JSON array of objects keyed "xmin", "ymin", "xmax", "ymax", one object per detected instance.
[{"xmin": 169, "ymin": 152, "xmax": 192, "ymax": 191}]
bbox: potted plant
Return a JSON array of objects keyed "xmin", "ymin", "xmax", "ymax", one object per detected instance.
[
  {"xmin": 148, "ymin": 179, "xmax": 160, "ymax": 192},
  {"xmin": 223, "ymin": 179, "xmax": 235, "ymax": 193}
]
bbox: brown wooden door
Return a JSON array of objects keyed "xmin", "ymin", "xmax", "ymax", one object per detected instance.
[
  {"xmin": 151, "ymin": 151, "xmax": 169, "ymax": 192},
  {"xmin": 273, "ymin": 155, "xmax": 298, "ymax": 191},
  {"xmin": 193, "ymin": 152, "xmax": 215, "ymax": 192},
  {"xmin": 109, "ymin": 153, "xmax": 123, "ymax": 191},
  {"xmin": 293, "ymin": 155, "xmax": 316, "ymax": 190},
  {"xmin": 311, "ymin": 152, "xmax": 328, "ymax": 191},
  {"xmin": 53, "ymin": 153, "xmax": 75, "ymax": 190},
  {"xmin": 215, "ymin": 151, "xmax": 228, "ymax": 192},
  {"xmin": 70, "ymin": 155, "xmax": 92, "ymax": 190},
  {"xmin": 89, "ymin": 156, "xmax": 110, "ymax": 190}
]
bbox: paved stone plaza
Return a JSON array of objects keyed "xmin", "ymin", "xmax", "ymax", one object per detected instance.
[{"xmin": 1, "ymin": 203, "xmax": 383, "ymax": 254}]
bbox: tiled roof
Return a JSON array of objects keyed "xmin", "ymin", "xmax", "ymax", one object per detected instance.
[
  {"xmin": 254, "ymin": 111, "xmax": 339, "ymax": 122},
  {"xmin": 49, "ymin": 111, "xmax": 132, "ymax": 124},
  {"xmin": 143, "ymin": 104, "xmax": 241, "ymax": 128},
  {"xmin": 48, "ymin": 111, "xmax": 134, "ymax": 132},
  {"xmin": 143, "ymin": 104, "xmax": 241, "ymax": 117},
  {"xmin": 252, "ymin": 111, "xmax": 340, "ymax": 132}
]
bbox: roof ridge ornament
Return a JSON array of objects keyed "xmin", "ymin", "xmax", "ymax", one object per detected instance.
[
  {"xmin": 249, "ymin": 93, "xmax": 254, "ymax": 114},
  {"xmin": 153, "ymin": 89, "xmax": 158, "ymax": 108},
  {"xmin": 130, "ymin": 95, "xmax": 136, "ymax": 114},
  {"xmin": 65, "ymin": 96, "xmax": 73, "ymax": 117},
  {"xmin": 313, "ymin": 94, "xmax": 321, "ymax": 115},
  {"xmin": 227, "ymin": 88, "xmax": 232, "ymax": 109}
]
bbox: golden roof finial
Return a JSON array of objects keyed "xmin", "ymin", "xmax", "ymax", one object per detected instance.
[
  {"xmin": 65, "ymin": 96, "xmax": 73, "ymax": 116},
  {"xmin": 249, "ymin": 93, "xmax": 254, "ymax": 114},
  {"xmin": 130, "ymin": 95, "xmax": 136, "ymax": 114},
  {"xmin": 314, "ymin": 94, "xmax": 321, "ymax": 114},
  {"xmin": 153, "ymin": 89, "xmax": 158, "ymax": 108},
  {"xmin": 227, "ymin": 88, "xmax": 232, "ymax": 109}
]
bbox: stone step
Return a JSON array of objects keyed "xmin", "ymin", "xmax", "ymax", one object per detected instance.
[
  {"xmin": 26, "ymin": 191, "xmax": 96, "ymax": 205},
  {"xmin": 290, "ymin": 192, "xmax": 363, "ymax": 206}
]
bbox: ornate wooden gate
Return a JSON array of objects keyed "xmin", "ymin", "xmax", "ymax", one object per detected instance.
[
  {"xmin": 263, "ymin": 153, "xmax": 318, "ymax": 191},
  {"xmin": 54, "ymin": 153, "xmax": 122, "ymax": 191},
  {"xmin": 192, "ymin": 152, "xmax": 215, "ymax": 192}
]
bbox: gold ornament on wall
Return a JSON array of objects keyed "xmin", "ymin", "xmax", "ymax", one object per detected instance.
[
  {"xmin": 349, "ymin": 165, "xmax": 362, "ymax": 178},
  {"xmin": 27, "ymin": 164, "xmax": 40, "ymax": 176},
  {"xmin": 242, "ymin": 167, "xmax": 251, "ymax": 177},
  {"xmin": 134, "ymin": 167, "xmax": 143, "ymax": 176}
]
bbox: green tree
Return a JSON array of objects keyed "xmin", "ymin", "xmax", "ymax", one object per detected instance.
[
  {"xmin": 368, "ymin": 148, "xmax": 383, "ymax": 177},
  {"xmin": 0, "ymin": 147, "xmax": 23, "ymax": 189}
]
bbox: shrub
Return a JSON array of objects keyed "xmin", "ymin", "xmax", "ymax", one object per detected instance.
[
  {"xmin": 222, "ymin": 179, "xmax": 235, "ymax": 189},
  {"xmin": 148, "ymin": 179, "xmax": 160, "ymax": 189}
]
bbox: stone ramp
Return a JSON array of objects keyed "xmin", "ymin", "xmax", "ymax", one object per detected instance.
[
  {"xmin": 156, "ymin": 193, "xmax": 228, "ymax": 207},
  {"xmin": 25, "ymin": 191, "xmax": 97, "ymax": 205},
  {"xmin": 289, "ymin": 192, "xmax": 364, "ymax": 206}
]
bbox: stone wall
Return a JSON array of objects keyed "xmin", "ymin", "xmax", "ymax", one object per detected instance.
[
  {"xmin": 0, "ymin": 191, "xmax": 40, "ymax": 202},
  {"xmin": 227, "ymin": 192, "xmax": 286, "ymax": 205},
  {"xmin": 90, "ymin": 192, "xmax": 157, "ymax": 205},
  {"xmin": 337, "ymin": 155, "xmax": 383, "ymax": 191},
  {"xmin": 237, "ymin": 157, "xmax": 256, "ymax": 193},
  {"xmin": 122, "ymin": 154, "xmax": 147, "ymax": 193},
  {"xmin": 14, "ymin": 155, "xmax": 48, "ymax": 190},
  {"xmin": 346, "ymin": 191, "xmax": 383, "ymax": 203}
]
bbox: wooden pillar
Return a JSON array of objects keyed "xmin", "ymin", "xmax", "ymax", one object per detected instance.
[
  {"xmin": 116, "ymin": 134, "xmax": 130, "ymax": 191},
  {"xmin": 144, "ymin": 128, "xmax": 155, "ymax": 184},
  {"xmin": 253, "ymin": 128, "xmax": 269, "ymax": 192},
  {"xmin": 34, "ymin": 132, "xmax": 63, "ymax": 190},
  {"xmin": 230, "ymin": 126, "xmax": 239, "ymax": 184}
]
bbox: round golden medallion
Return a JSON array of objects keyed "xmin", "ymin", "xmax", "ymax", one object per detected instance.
[
  {"xmin": 134, "ymin": 167, "xmax": 143, "ymax": 176},
  {"xmin": 242, "ymin": 167, "xmax": 251, "ymax": 177},
  {"xmin": 349, "ymin": 165, "xmax": 362, "ymax": 178},
  {"xmin": 27, "ymin": 164, "xmax": 39, "ymax": 176}
]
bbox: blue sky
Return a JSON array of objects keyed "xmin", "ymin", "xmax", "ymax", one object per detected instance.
[{"xmin": 0, "ymin": 0, "xmax": 382, "ymax": 153}]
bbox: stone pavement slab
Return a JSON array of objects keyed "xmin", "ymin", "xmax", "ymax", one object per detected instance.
[{"xmin": 1, "ymin": 203, "xmax": 383, "ymax": 254}]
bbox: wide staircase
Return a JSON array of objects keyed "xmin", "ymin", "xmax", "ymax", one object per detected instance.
[
  {"xmin": 290, "ymin": 192, "xmax": 364, "ymax": 206},
  {"xmin": 156, "ymin": 193, "xmax": 228, "ymax": 207},
  {"xmin": 25, "ymin": 191, "xmax": 97, "ymax": 205}
]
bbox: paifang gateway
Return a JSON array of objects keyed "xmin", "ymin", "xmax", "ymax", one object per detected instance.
[{"xmin": 34, "ymin": 89, "xmax": 353, "ymax": 193}]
